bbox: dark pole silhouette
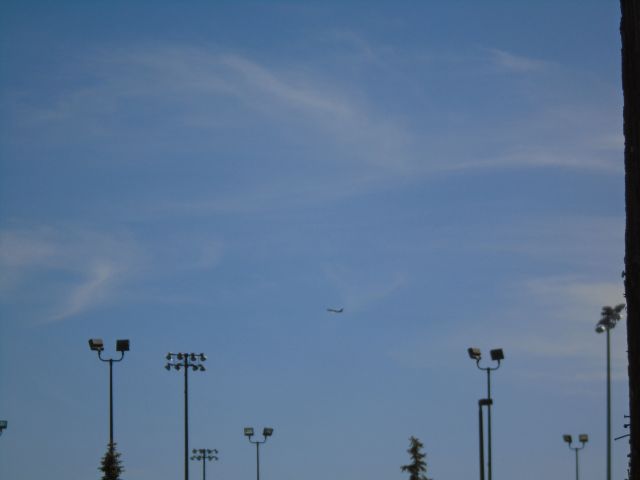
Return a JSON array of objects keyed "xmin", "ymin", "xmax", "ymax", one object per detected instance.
[
  {"xmin": 563, "ymin": 434, "xmax": 588, "ymax": 480},
  {"xmin": 596, "ymin": 304, "xmax": 625, "ymax": 480},
  {"xmin": 166, "ymin": 353, "xmax": 207, "ymax": 480},
  {"xmin": 468, "ymin": 348, "xmax": 503, "ymax": 480},
  {"xmin": 89, "ymin": 338, "xmax": 129, "ymax": 447},
  {"xmin": 244, "ymin": 427, "xmax": 273, "ymax": 480}
]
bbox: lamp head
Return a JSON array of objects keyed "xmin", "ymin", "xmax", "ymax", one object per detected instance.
[
  {"xmin": 595, "ymin": 323, "xmax": 607, "ymax": 334},
  {"xmin": 89, "ymin": 338, "xmax": 104, "ymax": 352},
  {"xmin": 0, "ymin": 420, "xmax": 7, "ymax": 430},
  {"xmin": 116, "ymin": 339, "xmax": 130, "ymax": 352},
  {"xmin": 244, "ymin": 427, "xmax": 254, "ymax": 437},
  {"xmin": 467, "ymin": 347, "xmax": 481, "ymax": 360},
  {"xmin": 563, "ymin": 434, "xmax": 572, "ymax": 444},
  {"xmin": 490, "ymin": 348, "xmax": 504, "ymax": 361},
  {"xmin": 579, "ymin": 434, "xmax": 588, "ymax": 443},
  {"xmin": 263, "ymin": 427, "xmax": 274, "ymax": 437}
]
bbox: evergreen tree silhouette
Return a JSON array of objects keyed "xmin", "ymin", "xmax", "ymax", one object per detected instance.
[
  {"xmin": 401, "ymin": 436, "xmax": 431, "ymax": 480},
  {"xmin": 99, "ymin": 442, "xmax": 124, "ymax": 480}
]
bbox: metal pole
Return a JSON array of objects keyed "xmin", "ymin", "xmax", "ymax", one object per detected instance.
[
  {"xmin": 203, "ymin": 455, "xmax": 206, "ymax": 480},
  {"xmin": 185, "ymin": 358, "xmax": 189, "ymax": 480},
  {"xmin": 479, "ymin": 400, "xmax": 485, "ymax": 480},
  {"xmin": 109, "ymin": 358, "xmax": 114, "ymax": 447},
  {"xmin": 606, "ymin": 329, "xmax": 611, "ymax": 480},
  {"xmin": 486, "ymin": 369, "xmax": 492, "ymax": 480},
  {"xmin": 256, "ymin": 441, "xmax": 260, "ymax": 480},
  {"xmin": 575, "ymin": 448, "xmax": 579, "ymax": 480}
]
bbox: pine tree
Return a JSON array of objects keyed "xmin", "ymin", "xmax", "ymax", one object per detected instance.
[
  {"xmin": 400, "ymin": 436, "xmax": 430, "ymax": 480},
  {"xmin": 99, "ymin": 442, "xmax": 124, "ymax": 480}
]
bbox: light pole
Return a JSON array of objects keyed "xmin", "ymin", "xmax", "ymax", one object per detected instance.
[
  {"xmin": 244, "ymin": 427, "xmax": 273, "ymax": 480},
  {"xmin": 563, "ymin": 434, "xmax": 588, "ymax": 480},
  {"xmin": 166, "ymin": 352, "xmax": 207, "ymax": 480},
  {"xmin": 468, "ymin": 347, "xmax": 504, "ymax": 480},
  {"xmin": 595, "ymin": 303, "xmax": 625, "ymax": 480},
  {"xmin": 191, "ymin": 448, "xmax": 218, "ymax": 480},
  {"xmin": 89, "ymin": 338, "xmax": 130, "ymax": 447},
  {"xmin": 0, "ymin": 420, "xmax": 6, "ymax": 436}
]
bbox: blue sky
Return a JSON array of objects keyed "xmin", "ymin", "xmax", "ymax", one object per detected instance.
[{"xmin": 0, "ymin": 1, "xmax": 629, "ymax": 480}]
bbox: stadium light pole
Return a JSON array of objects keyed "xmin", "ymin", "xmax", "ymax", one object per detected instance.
[
  {"xmin": 468, "ymin": 347, "xmax": 503, "ymax": 480},
  {"xmin": 191, "ymin": 448, "xmax": 218, "ymax": 480},
  {"xmin": 244, "ymin": 427, "xmax": 273, "ymax": 480},
  {"xmin": 166, "ymin": 352, "xmax": 207, "ymax": 480},
  {"xmin": 563, "ymin": 434, "xmax": 589, "ymax": 480},
  {"xmin": 88, "ymin": 338, "xmax": 130, "ymax": 447},
  {"xmin": 595, "ymin": 303, "xmax": 625, "ymax": 480}
]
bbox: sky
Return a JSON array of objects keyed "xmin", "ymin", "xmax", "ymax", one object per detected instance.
[{"xmin": 0, "ymin": 1, "xmax": 630, "ymax": 480}]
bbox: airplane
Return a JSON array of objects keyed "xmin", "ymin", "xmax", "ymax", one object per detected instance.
[{"xmin": 326, "ymin": 307, "xmax": 344, "ymax": 313}]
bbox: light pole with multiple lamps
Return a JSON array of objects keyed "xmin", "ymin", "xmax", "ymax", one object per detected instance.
[
  {"xmin": 595, "ymin": 303, "xmax": 625, "ymax": 480},
  {"xmin": 244, "ymin": 427, "xmax": 274, "ymax": 480},
  {"xmin": 563, "ymin": 434, "xmax": 588, "ymax": 480},
  {"xmin": 88, "ymin": 338, "xmax": 130, "ymax": 447},
  {"xmin": 166, "ymin": 352, "xmax": 207, "ymax": 480},
  {"xmin": 468, "ymin": 347, "xmax": 504, "ymax": 480},
  {"xmin": 191, "ymin": 448, "xmax": 218, "ymax": 480}
]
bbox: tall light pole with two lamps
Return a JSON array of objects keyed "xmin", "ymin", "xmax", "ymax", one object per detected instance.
[
  {"xmin": 88, "ymin": 338, "xmax": 130, "ymax": 447},
  {"xmin": 595, "ymin": 303, "xmax": 625, "ymax": 480},
  {"xmin": 166, "ymin": 352, "xmax": 207, "ymax": 480},
  {"xmin": 244, "ymin": 427, "xmax": 274, "ymax": 480},
  {"xmin": 191, "ymin": 448, "xmax": 218, "ymax": 480},
  {"xmin": 563, "ymin": 434, "xmax": 589, "ymax": 480},
  {"xmin": 468, "ymin": 347, "xmax": 504, "ymax": 480}
]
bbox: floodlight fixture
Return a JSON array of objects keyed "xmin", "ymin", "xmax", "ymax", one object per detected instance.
[
  {"xmin": 490, "ymin": 349, "xmax": 504, "ymax": 361},
  {"xmin": 245, "ymin": 427, "xmax": 255, "ymax": 437},
  {"xmin": 0, "ymin": 420, "xmax": 7, "ymax": 435},
  {"xmin": 263, "ymin": 427, "xmax": 274, "ymax": 437},
  {"xmin": 563, "ymin": 434, "xmax": 573, "ymax": 444},
  {"xmin": 88, "ymin": 337, "xmax": 130, "ymax": 448},
  {"xmin": 468, "ymin": 347, "xmax": 482, "ymax": 360},
  {"xmin": 89, "ymin": 338, "xmax": 104, "ymax": 351},
  {"xmin": 595, "ymin": 324, "xmax": 607, "ymax": 334},
  {"xmin": 116, "ymin": 339, "xmax": 130, "ymax": 352},
  {"xmin": 200, "ymin": 353, "xmax": 207, "ymax": 361},
  {"xmin": 165, "ymin": 352, "xmax": 207, "ymax": 480},
  {"xmin": 579, "ymin": 434, "xmax": 589, "ymax": 443}
]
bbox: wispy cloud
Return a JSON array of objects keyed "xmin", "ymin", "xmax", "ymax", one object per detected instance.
[
  {"xmin": 0, "ymin": 226, "xmax": 142, "ymax": 323},
  {"xmin": 485, "ymin": 47, "xmax": 548, "ymax": 73},
  {"xmin": 3, "ymin": 41, "xmax": 622, "ymax": 218}
]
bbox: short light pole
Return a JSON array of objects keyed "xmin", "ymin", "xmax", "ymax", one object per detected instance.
[
  {"xmin": 88, "ymin": 338, "xmax": 130, "ymax": 447},
  {"xmin": 468, "ymin": 347, "xmax": 504, "ymax": 480},
  {"xmin": 595, "ymin": 303, "xmax": 625, "ymax": 480},
  {"xmin": 563, "ymin": 434, "xmax": 588, "ymax": 480},
  {"xmin": 244, "ymin": 427, "xmax": 274, "ymax": 480},
  {"xmin": 0, "ymin": 420, "xmax": 7, "ymax": 436},
  {"xmin": 191, "ymin": 448, "xmax": 218, "ymax": 480},
  {"xmin": 166, "ymin": 352, "xmax": 207, "ymax": 480}
]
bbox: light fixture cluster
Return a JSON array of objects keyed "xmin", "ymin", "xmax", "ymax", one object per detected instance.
[
  {"xmin": 244, "ymin": 426, "xmax": 274, "ymax": 441},
  {"xmin": 165, "ymin": 352, "xmax": 207, "ymax": 371},
  {"xmin": 563, "ymin": 434, "xmax": 589, "ymax": 446},
  {"xmin": 467, "ymin": 347, "xmax": 504, "ymax": 364},
  {"xmin": 595, "ymin": 303, "xmax": 626, "ymax": 333},
  {"xmin": 89, "ymin": 338, "xmax": 130, "ymax": 354},
  {"xmin": 191, "ymin": 448, "xmax": 219, "ymax": 461}
]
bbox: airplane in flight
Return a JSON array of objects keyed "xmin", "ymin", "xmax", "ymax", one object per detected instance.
[{"xmin": 326, "ymin": 307, "xmax": 344, "ymax": 313}]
